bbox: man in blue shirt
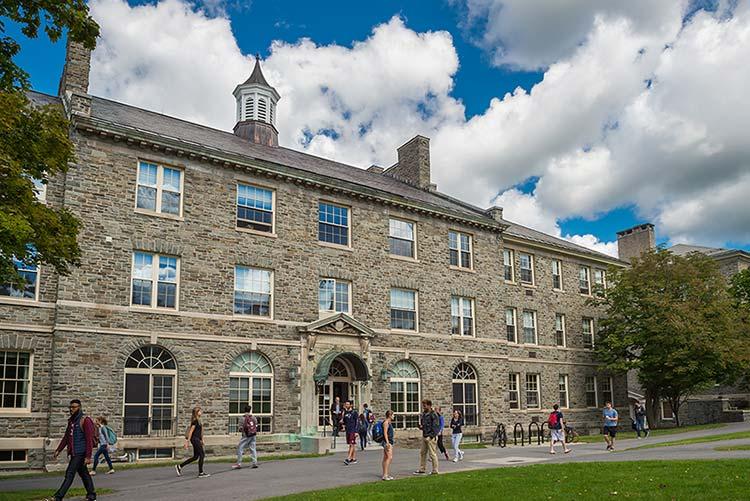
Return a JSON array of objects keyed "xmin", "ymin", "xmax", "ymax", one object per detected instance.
[
  {"xmin": 602, "ymin": 401, "xmax": 619, "ymax": 451},
  {"xmin": 341, "ymin": 400, "xmax": 359, "ymax": 465}
]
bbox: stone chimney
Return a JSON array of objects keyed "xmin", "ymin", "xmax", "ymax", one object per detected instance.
[
  {"xmin": 485, "ymin": 206, "xmax": 504, "ymax": 222},
  {"xmin": 384, "ymin": 135, "xmax": 432, "ymax": 190},
  {"xmin": 58, "ymin": 38, "xmax": 92, "ymax": 116},
  {"xmin": 616, "ymin": 223, "xmax": 655, "ymax": 262}
]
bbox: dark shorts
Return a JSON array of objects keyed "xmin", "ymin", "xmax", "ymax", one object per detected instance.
[
  {"xmin": 346, "ymin": 432, "xmax": 357, "ymax": 445},
  {"xmin": 603, "ymin": 426, "xmax": 617, "ymax": 437}
]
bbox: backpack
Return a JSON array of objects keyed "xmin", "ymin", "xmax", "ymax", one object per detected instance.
[
  {"xmin": 104, "ymin": 425, "xmax": 117, "ymax": 445},
  {"xmin": 242, "ymin": 414, "xmax": 257, "ymax": 437},
  {"xmin": 548, "ymin": 411, "xmax": 559, "ymax": 428},
  {"xmin": 372, "ymin": 420, "xmax": 385, "ymax": 443}
]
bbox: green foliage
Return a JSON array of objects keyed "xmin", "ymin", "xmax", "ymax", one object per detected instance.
[
  {"xmin": 0, "ymin": 0, "xmax": 99, "ymax": 90},
  {"xmin": 729, "ymin": 268, "xmax": 750, "ymax": 306}
]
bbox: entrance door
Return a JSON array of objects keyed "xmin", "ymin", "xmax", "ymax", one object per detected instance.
[{"xmin": 317, "ymin": 357, "xmax": 359, "ymax": 431}]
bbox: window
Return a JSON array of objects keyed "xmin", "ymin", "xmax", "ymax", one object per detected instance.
[
  {"xmin": 31, "ymin": 177, "xmax": 46, "ymax": 202},
  {"xmin": 0, "ymin": 351, "xmax": 31, "ymax": 410},
  {"xmin": 508, "ymin": 373, "xmax": 520, "ymax": 409},
  {"xmin": 585, "ymin": 376, "xmax": 598, "ymax": 407},
  {"xmin": 452, "ymin": 363, "xmax": 478, "ymax": 425},
  {"xmin": 600, "ymin": 376, "xmax": 613, "ymax": 405},
  {"xmin": 389, "ymin": 219, "xmax": 415, "ymax": 258},
  {"xmin": 390, "ymin": 288, "xmax": 417, "ymax": 331},
  {"xmin": 451, "ymin": 296, "xmax": 475, "ymax": 337},
  {"xmin": 555, "ymin": 313, "xmax": 566, "ymax": 347},
  {"xmin": 552, "ymin": 260, "xmax": 563, "ymax": 290},
  {"xmin": 579, "ymin": 266, "xmax": 591, "ymax": 295},
  {"xmin": 505, "ymin": 308, "xmax": 517, "ymax": 343},
  {"xmin": 318, "ymin": 278, "xmax": 351, "ymax": 315},
  {"xmin": 237, "ymin": 184, "xmax": 274, "ymax": 233},
  {"xmin": 525, "ymin": 374, "xmax": 540, "ymax": 409},
  {"xmin": 503, "ymin": 249, "xmax": 515, "ymax": 281},
  {"xmin": 0, "ymin": 450, "xmax": 26, "ymax": 462},
  {"xmin": 449, "ymin": 231, "xmax": 472, "ymax": 269},
  {"xmin": 519, "ymin": 253, "xmax": 534, "ymax": 284},
  {"xmin": 318, "ymin": 202, "xmax": 350, "ymax": 246},
  {"xmin": 234, "ymin": 266, "xmax": 272, "ymax": 317},
  {"xmin": 559, "ymin": 375, "xmax": 569, "ymax": 408},
  {"xmin": 123, "ymin": 346, "xmax": 176, "ymax": 436},
  {"xmin": 389, "ymin": 360, "xmax": 420, "ymax": 429},
  {"xmin": 229, "ymin": 352, "xmax": 273, "ymax": 433},
  {"xmin": 137, "ymin": 448, "xmax": 174, "ymax": 460},
  {"xmin": 131, "ymin": 252, "xmax": 179, "ymax": 309},
  {"xmin": 522, "ymin": 310, "xmax": 537, "ymax": 344},
  {"xmin": 0, "ymin": 255, "xmax": 39, "ymax": 300},
  {"xmin": 661, "ymin": 400, "xmax": 675, "ymax": 420},
  {"xmin": 136, "ymin": 161, "xmax": 182, "ymax": 216},
  {"xmin": 582, "ymin": 318, "xmax": 594, "ymax": 349},
  {"xmin": 594, "ymin": 269, "xmax": 607, "ymax": 297}
]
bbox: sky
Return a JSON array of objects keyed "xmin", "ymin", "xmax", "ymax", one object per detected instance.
[{"xmin": 10, "ymin": 0, "xmax": 750, "ymax": 256}]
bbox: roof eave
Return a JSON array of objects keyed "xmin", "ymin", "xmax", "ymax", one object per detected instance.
[{"xmin": 502, "ymin": 234, "xmax": 627, "ymax": 267}]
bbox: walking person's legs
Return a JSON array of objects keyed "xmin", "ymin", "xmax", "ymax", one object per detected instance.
[
  {"xmin": 196, "ymin": 441, "xmax": 206, "ymax": 474},
  {"xmin": 359, "ymin": 432, "xmax": 367, "ymax": 451},
  {"xmin": 92, "ymin": 446, "xmax": 103, "ymax": 473},
  {"xmin": 75, "ymin": 455, "xmax": 96, "ymax": 500},
  {"xmin": 417, "ymin": 437, "xmax": 428, "ymax": 473},
  {"xmin": 248, "ymin": 436, "xmax": 258, "ymax": 466},
  {"xmin": 381, "ymin": 444, "xmax": 393, "ymax": 480},
  {"xmin": 427, "ymin": 437, "xmax": 439, "ymax": 473},
  {"xmin": 54, "ymin": 455, "xmax": 83, "ymax": 500},
  {"xmin": 101, "ymin": 446, "xmax": 113, "ymax": 472},
  {"xmin": 437, "ymin": 434, "xmax": 449, "ymax": 460},
  {"xmin": 235, "ymin": 436, "xmax": 250, "ymax": 466}
]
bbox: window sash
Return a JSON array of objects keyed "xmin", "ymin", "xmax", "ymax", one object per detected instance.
[
  {"xmin": 519, "ymin": 253, "xmax": 534, "ymax": 284},
  {"xmin": 136, "ymin": 162, "xmax": 182, "ymax": 215},
  {"xmin": 389, "ymin": 219, "xmax": 415, "ymax": 258},
  {"xmin": 131, "ymin": 252, "xmax": 179, "ymax": 309},
  {"xmin": 237, "ymin": 184, "xmax": 274, "ymax": 233},
  {"xmin": 503, "ymin": 249, "xmax": 514, "ymax": 281},
  {"xmin": 555, "ymin": 314, "xmax": 566, "ymax": 346},
  {"xmin": 229, "ymin": 375, "xmax": 273, "ymax": 433},
  {"xmin": 552, "ymin": 260, "xmax": 562, "ymax": 289},
  {"xmin": 234, "ymin": 266, "xmax": 272, "ymax": 317},
  {"xmin": 452, "ymin": 381, "xmax": 478, "ymax": 426},
  {"xmin": 390, "ymin": 379, "xmax": 420, "ymax": 429},
  {"xmin": 585, "ymin": 376, "xmax": 598, "ymax": 407},
  {"xmin": 558, "ymin": 375, "xmax": 569, "ymax": 408},
  {"xmin": 123, "ymin": 372, "xmax": 176, "ymax": 436},
  {"xmin": 508, "ymin": 373, "xmax": 519, "ymax": 409},
  {"xmin": 390, "ymin": 289, "xmax": 417, "ymax": 330},
  {"xmin": 582, "ymin": 318, "xmax": 594, "ymax": 348},
  {"xmin": 525, "ymin": 374, "xmax": 540, "ymax": 409},
  {"xmin": 0, "ymin": 254, "xmax": 39, "ymax": 300},
  {"xmin": 579, "ymin": 267, "xmax": 591, "ymax": 294},
  {"xmin": 600, "ymin": 377, "xmax": 613, "ymax": 405},
  {"xmin": 505, "ymin": 308, "xmax": 517, "ymax": 343},
  {"xmin": 451, "ymin": 296, "xmax": 474, "ymax": 336},
  {"xmin": 522, "ymin": 311, "xmax": 537, "ymax": 344},
  {"xmin": 449, "ymin": 232, "xmax": 472, "ymax": 269},
  {"xmin": 318, "ymin": 279, "xmax": 351, "ymax": 314},
  {"xmin": 318, "ymin": 202, "xmax": 350, "ymax": 246},
  {"xmin": 0, "ymin": 351, "xmax": 31, "ymax": 409}
]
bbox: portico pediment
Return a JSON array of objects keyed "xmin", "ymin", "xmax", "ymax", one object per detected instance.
[{"xmin": 298, "ymin": 313, "xmax": 375, "ymax": 358}]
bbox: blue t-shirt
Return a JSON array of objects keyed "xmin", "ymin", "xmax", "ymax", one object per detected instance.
[{"xmin": 603, "ymin": 408, "xmax": 618, "ymax": 427}]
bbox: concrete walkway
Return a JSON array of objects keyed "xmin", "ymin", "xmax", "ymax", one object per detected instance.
[{"xmin": 3, "ymin": 422, "xmax": 750, "ymax": 500}]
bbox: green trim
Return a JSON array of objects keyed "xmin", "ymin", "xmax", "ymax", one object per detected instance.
[{"xmin": 313, "ymin": 351, "xmax": 370, "ymax": 385}]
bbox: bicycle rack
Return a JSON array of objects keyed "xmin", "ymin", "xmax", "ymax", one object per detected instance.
[
  {"xmin": 499, "ymin": 424, "xmax": 507, "ymax": 448},
  {"xmin": 513, "ymin": 422, "xmax": 525, "ymax": 446},
  {"xmin": 540, "ymin": 421, "xmax": 548, "ymax": 444},
  {"xmin": 528, "ymin": 422, "xmax": 542, "ymax": 445}
]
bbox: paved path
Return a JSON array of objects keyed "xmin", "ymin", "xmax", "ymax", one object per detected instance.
[{"xmin": 3, "ymin": 422, "xmax": 750, "ymax": 500}]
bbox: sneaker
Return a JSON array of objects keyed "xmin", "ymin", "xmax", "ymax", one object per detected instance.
[
  {"xmin": 637, "ymin": 436, "xmax": 642, "ymax": 440},
  {"xmin": 444, "ymin": 453, "xmax": 450, "ymax": 460},
  {"xmin": 350, "ymin": 459, "xmax": 358, "ymax": 464},
  {"xmin": 198, "ymin": 472, "xmax": 211, "ymax": 478},
  {"xmin": 175, "ymin": 465, "xmax": 182, "ymax": 477},
  {"xmin": 251, "ymin": 463, "xmax": 258, "ymax": 469},
  {"xmin": 344, "ymin": 459, "xmax": 351, "ymax": 465},
  {"xmin": 564, "ymin": 449, "xmax": 572, "ymax": 454},
  {"xmin": 459, "ymin": 452, "xmax": 464, "ymax": 460},
  {"xmin": 430, "ymin": 471, "xmax": 439, "ymax": 475},
  {"xmin": 413, "ymin": 470, "xmax": 426, "ymax": 475},
  {"xmin": 106, "ymin": 469, "xmax": 115, "ymax": 474},
  {"xmin": 549, "ymin": 451, "xmax": 556, "ymax": 455},
  {"xmin": 452, "ymin": 457, "xmax": 458, "ymax": 463},
  {"xmin": 231, "ymin": 463, "xmax": 242, "ymax": 469}
]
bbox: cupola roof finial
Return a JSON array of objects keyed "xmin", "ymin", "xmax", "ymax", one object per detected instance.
[{"xmin": 242, "ymin": 54, "xmax": 273, "ymax": 89}]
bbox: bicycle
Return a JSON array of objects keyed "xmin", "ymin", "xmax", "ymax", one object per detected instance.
[
  {"xmin": 564, "ymin": 425, "xmax": 580, "ymax": 443},
  {"xmin": 491, "ymin": 423, "xmax": 507, "ymax": 447}
]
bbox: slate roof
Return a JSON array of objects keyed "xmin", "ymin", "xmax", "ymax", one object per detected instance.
[
  {"xmin": 670, "ymin": 243, "xmax": 750, "ymax": 260},
  {"xmin": 241, "ymin": 56, "xmax": 273, "ymax": 89}
]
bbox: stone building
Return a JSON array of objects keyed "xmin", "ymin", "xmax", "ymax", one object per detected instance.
[{"xmin": 0, "ymin": 41, "xmax": 626, "ymax": 470}]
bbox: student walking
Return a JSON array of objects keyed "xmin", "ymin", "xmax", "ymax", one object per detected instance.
[
  {"xmin": 548, "ymin": 404, "xmax": 572, "ymax": 454},
  {"xmin": 435, "ymin": 406, "xmax": 449, "ymax": 461},
  {"xmin": 176, "ymin": 406, "xmax": 209, "ymax": 478},
  {"xmin": 357, "ymin": 413, "xmax": 368, "ymax": 451},
  {"xmin": 90, "ymin": 416, "xmax": 115, "ymax": 475},
  {"xmin": 449, "ymin": 409, "xmax": 464, "ymax": 462},
  {"xmin": 634, "ymin": 401, "xmax": 649, "ymax": 438},
  {"xmin": 362, "ymin": 403, "xmax": 374, "ymax": 444},
  {"xmin": 414, "ymin": 399, "xmax": 440, "ymax": 475},
  {"xmin": 232, "ymin": 405, "xmax": 258, "ymax": 469},
  {"xmin": 51, "ymin": 399, "xmax": 97, "ymax": 501},
  {"xmin": 602, "ymin": 401, "xmax": 619, "ymax": 451},
  {"xmin": 342, "ymin": 400, "xmax": 359, "ymax": 465},
  {"xmin": 380, "ymin": 410, "xmax": 395, "ymax": 481}
]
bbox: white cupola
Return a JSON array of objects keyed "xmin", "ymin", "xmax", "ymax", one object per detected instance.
[{"xmin": 232, "ymin": 55, "xmax": 281, "ymax": 147}]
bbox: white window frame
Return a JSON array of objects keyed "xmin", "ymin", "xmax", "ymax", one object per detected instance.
[
  {"xmin": 388, "ymin": 360, "xmax": 421, "ymax": 430},
  {"xmin": 449, "ymin": 230, "xmax": 473, "ymax": 270},
  {"xmin": 318, "ymin": 201, "xmax": 351, "ymax": 248},
  {"xmin": 558, "ymin": 374, "xmax": 569, "ymax": 409},
  {"xmin": 519, "ymin": 252, "xmax": 535, "ymax": 285},
  {"xmin": 233, "ymin": 266, "xmax": 274, "ymax": 319},
  {"xmin": 388, "ymin": 218, "xmax": 417, "ymax": 260},
  {"xmin": 503, "ymin": 249, "xmax": 515, "ymax": 282},
  {"xmin": 600, "ymin": 376, "xmax": 614, "ymax": 405},
  {"xmin": 594, "ymin": 269, "xmax": 607, "ymax": 296},
  {"xmin": 130, "ymin": 252, "xmax": 180, "ymax": 310},
  {"xmin": 136, "ymin": 448, "xmax": 174, "ymax": 461},
  {"xmin": 229, "ymin": 352, "xmax": 274, "ymax": 434},
  {"xmin": 525, "ymin": 373, "xmax": 541, "ymax": 409},
  {"xmin": 585, "ymin": 376, "xmax": 598, "ymax": 408},
  {"xmin": 236, "ymin": 182, "xmax": 276, "ymax": 234},
  {"xmin": 318, "ymin": 278, "xmax": 352, "ymax": 316},
  {"xmin": 508, "ymin": 373, "xmax": 520, "ymax": 409},
  {"xmin": 390, "ymin": 288, "xmax": 418, "ymax": 332},
  {"xmin": 555, "ymin": 313, "xmax": 566, "ymax": 347},
  {"xmin": 582, "ymin": 317, "xmax": 595, "ymax": 349},
  {"xmin": 0, "ymin": 351, "xmax": 33, "ymax": 413},
  {"xmin": 135, "ymin": 161, "xmax": 184, "ymax": 217},
  {"xmin": 451, "ymin": 296, "xmax": 475, "ymax": 337},
  {"xmin": 0, "ymin": 449, "xmax": 28, "ymax": 463},
  {"xmin": 552, "ymin": 259, "xmax": 563, "ymax": 290},
  {"xmin": 579, "ymin": 266, "xmax": 591, "ymax": 295},
  {"xmin": 122, "ymin": 347, "xmax": 178, "ymax": 437},
  {"xmin": 505, "ymin": 307, "xmax": 517, "ymax": 343},
  {"xmin": 522, "ymin": 310, "xmax": 538, "ymax": 345},
  {"xmin": 1, "ymin": 256, "xmax": 40, "ymax": 303},
  {"xmin": 452, "ymin": 363, "xmax": 479, "ymax": 426},
  {"xmin": 660, "ymin": 400, "xmax": 675, "ymax": 421}
]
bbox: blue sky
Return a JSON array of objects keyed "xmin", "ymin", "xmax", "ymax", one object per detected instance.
[{"xmin": 8, "ymin": 0, "xmax": 749, "ymax": 254}]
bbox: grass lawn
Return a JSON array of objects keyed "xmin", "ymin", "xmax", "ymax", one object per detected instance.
[
  {"xmin": 714, "ymin": 444, "xmax": 750, "ymax": 451},
  {"xmin": 573, "ymin": 423, "xmax": 725, "ymax": 444},
  {"xmin": 0, "ymin": 488, "xmax": 112, "ymax": 501},
  {"xmin": 627, "ymin": 431, "xmax": 750, "ymax": 450},
  {"xmin": 459, "ymin": 443, "xmax": 487, "ymax": 449},
  {"xmin": 265, "ymin": 460, "xmax": 750, "ymax": 501}
]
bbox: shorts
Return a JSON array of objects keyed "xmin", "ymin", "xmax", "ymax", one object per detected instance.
[
  {"xmin": 346, "ymin": 432, "xmax": 357, "ymax": 445},
  {"xmin": 380, "ymin": 441, "xmax": 393, "ymax": 449},
  {"xmin": 603, "ymin": 426, "xmax": 617, "ymax": 437},
  {"xmin": 550, "ymin": 429, "xmax": 565, "ymax": 443}
]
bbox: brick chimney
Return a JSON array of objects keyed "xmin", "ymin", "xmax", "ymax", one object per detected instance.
[
  {"xmin": 616, "ymin": 223, "xmax": 655, "ymax": 262},
  {"xmin": 58, "ymin": 38, "xmax": 92, "ymax": 116},
  {"xmin": 384, "ymin": 136, "xmax": 432, "ymax": 190}
]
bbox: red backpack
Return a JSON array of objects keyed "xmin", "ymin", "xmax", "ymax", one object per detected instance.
[
  {"xmin": 242, "ymin": 415, "xmax": 257, "ymax": 437},
  {"xmin": 548, "ymin": 411, "xmax": 559, "ymax": 428}
]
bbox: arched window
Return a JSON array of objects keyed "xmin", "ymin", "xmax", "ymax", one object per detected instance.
[
  {"xmin": 452, "ymin": 363, "xmax": 478, "ymax": 426},
  {"xmin": 229, "ymin": 352, "xmax": 273, "ymax": 433},
  {"xmin": 123, "ymin": 346, "xmax": 177, "ymax": 436},
  {"xmin": 389, "ymin": 360, "xmax": 420, "ymax": 429}
]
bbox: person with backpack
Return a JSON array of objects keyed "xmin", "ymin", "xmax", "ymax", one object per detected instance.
[
  {"xmin": 449, "ymin": 409, "xmax": 464, "ymax": 462},
  {"xmin": 50, "ymin": 398, "xmax": 97, "ymax": 501},
  {"xmin": 232, "ymin": 405, "xmax": 259, "ymax": 469},
  {"xmin": 90, "ymin": 416, "xmax": 115, "ymax": 475},
  {"xmin": 413, "ymin": 399, "xmax": 440, "ymax": 475},
  {"xmin": 634, "ymin": 400, "xmax": 649, "ymax": 438},
  {"xmin": 176, "ymin": 406, "xmax": 209, "ymax": 478},
  {"xmin": 548, "ymin": 404, "xmax": 571, "ymax": 454},
  {"xmin": 341, "ymin": 400, "xmax": 359, "ymax": 465},
  {"xmin": 435, "ymin": 406, "xmax": 449, "ymax": 461},
  {"xmin": 357, "ymin": 413, "xmax": 368, "ymax": 451},
  {"xmin": 362, "ymin": 403, "xmax": 374, "ymax": 444},
  {"xmin": 379, "ymin": 410, "xmax": 395, "ymax": 481}
]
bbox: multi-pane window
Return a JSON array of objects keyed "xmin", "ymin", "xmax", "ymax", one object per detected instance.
[
  {"xmin": 525, "ymin": 373, "xmax": 540, "ymax": 409},
  {"xmin": 585, "ymin": 376, "xmax": 598, "ymax": 407},
  {"xmin": 229, "ymin": 352, "xmax": 273, "ymax": 433},
  {"xmin": 0, "ymin": 450, "xmax": 26, "ymax": 462},
  {"xmin": 555, "ymin": 313, "xmax": 566, "ymax": 347},
  {"xmin": 505, "ymin": 308, "xmax": 517, "ymax": 343},
  {"xmin": 0, "ymin": 351, "xmax": 31, "ymax": 409},
  {"xmin": 237, "ymin": 184, "xmax": 274, "ymax": 233},
  {"xmin": 136, "ymin": 161, "xmax": 182, "ymax": 216},
  {"xmin": 508, "ymin": 373, "xmax": 520, "ymax": 409},
  {"xmin": 559, "ymin": 375, "xmax": 569, "ymax": 408},
  {"xmin": 131, "ymin": 252, "xmax": 179, "ymax": 309},
  {"xmin": 600, "ymin": 376, "xmax": 613, "ymax": 405},
  {"xmin": 449, "ymin": 231, "xmax": 472, "ymax": 269},
  {"xmin": 452, "ymin": 363, "xmax": 478, "ymax": 425},
  {"xmin": 0, "ymin": 255, "xmax": 38, "ymax": 300},
  {"xmin": 451, "ymin": 296, "xmax": 475, "ymax": 337},
  {"xmin": 503, "ymin": 249, "xmax": 514, "ymax": 281},
  {"xmin": 552, "ymin": 260, "xmax": 563, "ymax": 290},
  {"xmin": 234, "ymin": 266, "xmax": 272, "ymax": 317},
  {"xmin": 318, "ymin": 202, "xmax": 350, "ymax": 246},
  {"xmin": 594, "ymin": 269, "xmax": 607, "ymax": 297},
  {"xmin": 522, "ymin": 310, "xmax": 537, "ymax": 344},
  {"xmin": 318, "ymin": 278, "xmax": 351, "ymax": 315},
  {"xmin": 582, "ymin": 318, "xmax": 594, "ymax": 349},
  {"xmin": 389, "ymin": 219, "xmax": 415, "ymax": 258},
  {"xmin": 123, "ymin": 346, "xmax": 176, "ymax": 436},
  {"xmin": 519, "ymin": 253, "xmax": 534, "ymax": 284},
  {"xmin": 390, "ymin": 288, "xmax": 417, "ymax": 331},
  {"xmin": 389, "ymin": 360, "xmax": 420, "ymax": 429},
  {"xmin": 579, "ymin": 266, "xmax": 591, "ymax": 295}
]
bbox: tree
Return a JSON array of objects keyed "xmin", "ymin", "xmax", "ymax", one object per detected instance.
[
  {"xmin": 729, "ymin": 268, "xmax": 750, "ymax": 306},
  {"xmin": 0, "ymin": 1, "xmax": 99, "ymax": 286},
  {"xmin": 595, "ymin": 249, "xmax": 747, "ymax": 427}
]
